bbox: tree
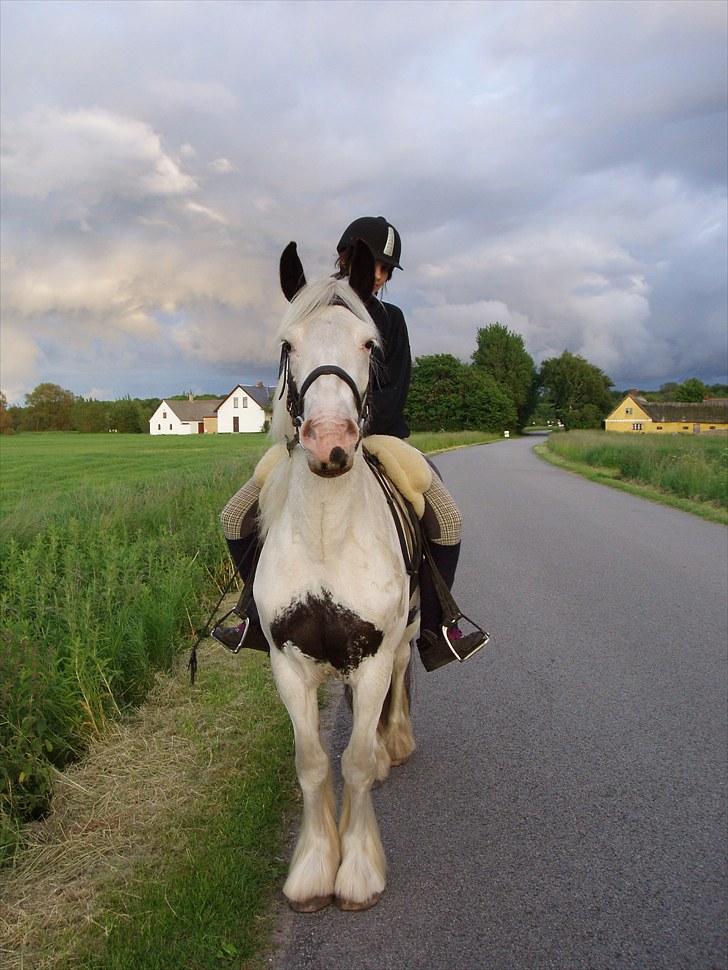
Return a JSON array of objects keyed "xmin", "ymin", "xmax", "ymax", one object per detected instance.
[
  {"xmin": 24, "ymin": 383, "xmax": 75, "ymax": 431},
  {"xmin": 462, "ymin": 369, "xmax": 517, "ymax": 431},
  {"xmin": 110, "ymin": 397, "xmax": 143, "ymax": 433},
  {"xmin": 72, "ymin": 397, "xmax": 110, "ymax": 433},
  {"xmin": 406, "ymin": 355, "xmax": 466, "ymax": 432},
  {"xmin": 673, "ymin": 378, "xmax": 707, "ymax": 403},
  {"xmin": 538, "ymin": 351, "xmax": 613, "ymax": 430},
  {"xmin": 471, "ymin": 323, "xmax": 537, "ymax": 428},
  {"xmin": 0, "ymin": 392, "xmax": 12, "ymax": 434},
  {"xmin": 405, "ymin": 354, "xmax": 517, "ymax": 432}
]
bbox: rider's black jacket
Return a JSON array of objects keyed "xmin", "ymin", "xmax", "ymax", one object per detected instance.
[{"xmin": 365, "ymin": 297, "xmax": 411, "ymax": 439}]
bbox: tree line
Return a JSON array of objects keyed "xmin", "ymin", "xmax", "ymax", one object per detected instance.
[
  {"xmin": 630, "ymin": 379, "xmax": 728, "ymax": 403},
  {"xmin": 2, "ymin": 348, "xmax": 722, "ymax": 437},
  {"xmin": 0, "ymin": 385, "xmax": 163, "ymax": 434}
]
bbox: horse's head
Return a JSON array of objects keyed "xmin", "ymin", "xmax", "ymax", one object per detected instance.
[{"xmin": 273, "ymin": 241, "xmax": 379, "ymax": 478}]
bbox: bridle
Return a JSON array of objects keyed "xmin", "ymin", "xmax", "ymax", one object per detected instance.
[{"xmin": 278, "ymin": 341, "xmax": 373, "ymax": 454}]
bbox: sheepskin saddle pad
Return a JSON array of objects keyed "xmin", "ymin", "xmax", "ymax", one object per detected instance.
[{"xmin": 253, "ymin": 435, "xmax": 432, "ymax": 518}]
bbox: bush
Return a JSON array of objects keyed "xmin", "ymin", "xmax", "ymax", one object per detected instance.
[{"xmin": 406, "ymin": 355, "xmax": 517, "ymax": 432}]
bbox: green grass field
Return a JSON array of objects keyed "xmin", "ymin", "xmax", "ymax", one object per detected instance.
[{"xmin": 542, "ymin": 430, "xmax": 728, "ymax": 519}]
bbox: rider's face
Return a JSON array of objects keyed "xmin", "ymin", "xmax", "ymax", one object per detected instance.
[{"xmin": 372, "ymin": 262, "xmax": 391, "ymax": 294}]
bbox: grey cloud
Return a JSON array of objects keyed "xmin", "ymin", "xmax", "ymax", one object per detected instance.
[{"xmin": 0, "ymin": 0, "xmax": 725, "ymax": 402}]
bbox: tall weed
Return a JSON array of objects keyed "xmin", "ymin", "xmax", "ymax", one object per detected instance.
[
  {"xmin": 546, "ymin": 431, "xmax": 728, "ymax": 506},
  {"xmin": 0, "ymin": 436, "xmax": 266, "ymax": 860}
]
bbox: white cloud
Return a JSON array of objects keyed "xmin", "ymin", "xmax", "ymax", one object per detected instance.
[
  {"xmin": 185, "ymin": 201, "xmax": 229, "ymax": 225},
  {"xmin": 209, "ymin": 157, "xmax": 235, "ymax": 174},
  {"xmin": 0, "ymin": 321, "xmax": 42, "ymax": 403},
  {"xmin": 1, "ymin": 108, "xmax": 197, "ymax": 202}
]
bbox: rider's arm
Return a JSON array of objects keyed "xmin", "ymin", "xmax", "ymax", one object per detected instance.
[{"xmin": 367, "ymin": 301, "xmax": 412, "ymax": 439}]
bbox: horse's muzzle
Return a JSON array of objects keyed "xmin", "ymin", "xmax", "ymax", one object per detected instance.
[{"xmin": 301, "ymin": 417, "xmax": 358, "ymax": 476}]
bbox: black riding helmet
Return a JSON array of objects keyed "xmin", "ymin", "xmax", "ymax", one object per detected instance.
[{"xmin": 337, "ymin": 216, "xmax": 403, "ymax": 271}]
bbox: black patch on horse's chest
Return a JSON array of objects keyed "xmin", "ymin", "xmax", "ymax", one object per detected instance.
[{"xmin": 270, "ymin": 590, "xmax": 383, "ymax": 673}]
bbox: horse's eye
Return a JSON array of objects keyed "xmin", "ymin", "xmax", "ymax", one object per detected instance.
[{"xmin": 364, "ymin": 340, "xmax": 374, "ymax": 351}]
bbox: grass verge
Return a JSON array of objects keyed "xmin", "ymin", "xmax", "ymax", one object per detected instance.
[
  {"xmin": 0, "ymin": 633, "xmax": 296, "ymax": 970},
  {"xmin": 534, "ymin": 440, "xmax": 728, "ymax": 525},
  {"xmin": 410, "ymin": 430, "xmax": 501, "ymax": 454}
]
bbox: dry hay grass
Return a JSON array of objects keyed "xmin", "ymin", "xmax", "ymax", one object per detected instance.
[{"xmin": 0, "ymin": 622, "xmax": 260, "ymax": 970}]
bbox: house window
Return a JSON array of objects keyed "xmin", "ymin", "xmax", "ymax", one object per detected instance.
[
  {"xmin": 632, "ymin": 423, "xmax": 643, "ymax": 431},
  {"xmin": 656, "ymin": 426, "xmax": 663, "ymax": 430},
  {"xmin": 625, "ymin": 407, "xmax": 633, "ymax": 415},
  {"xmin": 710, "ymin": 426, "xmax": 716, "ymax": 430},
  {"xmin": 242, "ymin": 397, "xmax": 248, "ymax": 408},
  {"xmin": 163, "ymin": 411, "xmax": 167, "ymax": 419},
  {"xmin": 683, "ymin": 426, "xmax": 689, "ymax": 430},
  {"xmin": 170, "ymin": 424, "xmax": 173, "ymax": 430},
  {"xmin": 157, "ymin": 424, "xmax": 161, "ymax": 430},
  {"xmin": 233, "ymin": 398, "xmax": 238, "ymax": 408}
]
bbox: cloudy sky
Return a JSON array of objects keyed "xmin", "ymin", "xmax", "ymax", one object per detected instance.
[{"xmin": 1, "ymin": 0, "xmax": 726, "ymax": 404}]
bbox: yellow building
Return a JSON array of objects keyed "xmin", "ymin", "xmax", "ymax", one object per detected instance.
[{"xmin": 605, "ymin": 394, "xmax": 728, "ymax": 434}]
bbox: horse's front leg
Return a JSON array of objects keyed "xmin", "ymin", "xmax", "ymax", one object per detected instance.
[
  {"xmin": 270, "ymin": 651, "xmax": 340, "ymax": 912},
  {"xmin": 336, "ymin": 651, "xmax": 394, "ymax": 910}
]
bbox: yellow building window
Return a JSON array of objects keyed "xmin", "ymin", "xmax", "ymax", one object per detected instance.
[
  {"xmin": 625, "ymin": 407, "xmax": 633, "ymax": 415},
  {"xmin": 656, "ymin": 426, "xmax": 663, "ymax": 430},
  {"xmin": 632, "ymin": 422, "xmax": 643, "ymax": 431}
]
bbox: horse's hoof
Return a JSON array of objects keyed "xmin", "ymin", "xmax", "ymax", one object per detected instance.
[
  {"xmin": 287, "ymin": 894, "xmax": 333, "ymax": 913},
  {"xmin": 335, "ymin": 892, "xmax": 382, "ymax": 912},
  {"xmin": 390, "ymin": 754, "xmax": 411, "ymax": 767}
]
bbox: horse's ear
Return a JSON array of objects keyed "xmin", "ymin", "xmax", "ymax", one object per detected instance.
[
  {"xmin": 347, "ymin": 239, "xmax": 375, "ymax": 304},
  {"xmin": 280, "ymin": 241, "xmax": 307, "ymax": 302}
]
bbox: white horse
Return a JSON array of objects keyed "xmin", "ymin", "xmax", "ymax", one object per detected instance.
[{"xmin": 254, "ymin": 240, "xmax": 417, "ymax": 912}]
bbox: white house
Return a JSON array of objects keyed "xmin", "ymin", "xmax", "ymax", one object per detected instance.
[
  {"xmin": 149, "ymin": 397, "xmax": 223, "ymax": 435},
  {"xmin": 149, "ymin": 384, "xmax": 274, "ymax": 435},
  {"xmin": 216, "ymin": 384, "xmax": 271, "ymax": 433}
]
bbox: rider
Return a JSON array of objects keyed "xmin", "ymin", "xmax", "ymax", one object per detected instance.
[{"xmin": 216, "ymin": 216, "xmax": 487, "ymax": 670}]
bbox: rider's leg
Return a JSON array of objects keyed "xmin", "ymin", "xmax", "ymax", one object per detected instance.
[
  {"xmin": 416, "ymin": 470, "xmax": 487, "ymax": 671},
  {"xmin": 214, "ymin": 479, "xmax": 269, "ymax": 653}
]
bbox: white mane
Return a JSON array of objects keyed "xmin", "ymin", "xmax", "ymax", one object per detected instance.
[{"xmin": 270, "ymin": 277, "xmax": 376, "ymax": 444}]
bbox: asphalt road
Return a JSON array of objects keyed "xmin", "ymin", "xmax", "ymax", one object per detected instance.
[{"xmin": 271, "ymin": 435, "xmax": 727, "ymax": 970}]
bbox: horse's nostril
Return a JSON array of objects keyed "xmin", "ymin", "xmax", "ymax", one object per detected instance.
[{"xmin": 329, "ymin": 446, "xmax": 346, "ymax": 467}]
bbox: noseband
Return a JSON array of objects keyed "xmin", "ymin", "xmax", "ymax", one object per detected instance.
[{"xmin": 279, "ymin": 344, "xmax": 372, "ymax": 453}]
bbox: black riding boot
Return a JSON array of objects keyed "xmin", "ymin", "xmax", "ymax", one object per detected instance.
[
  {"xmin": 211, "ymin": 532, "xmax": 270, "ymax": 654},
  {"xmin": 416, "ymin": 541, "xmax": 488, "ymax": 672}
]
